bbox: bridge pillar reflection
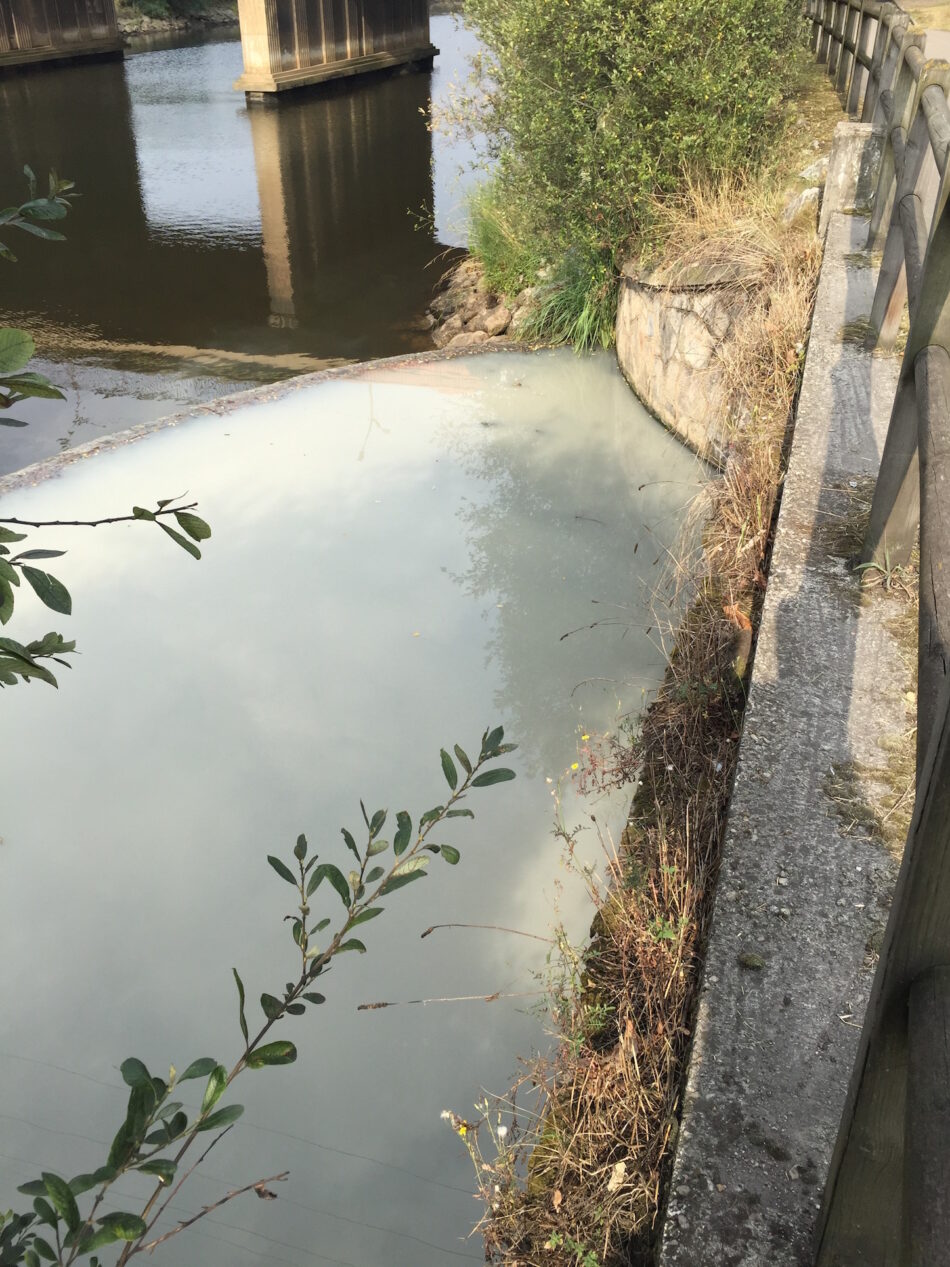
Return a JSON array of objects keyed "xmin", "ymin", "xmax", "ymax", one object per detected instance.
[
  {"xmin": 234, "ymin": 0, "xmax": 436, "ymax": 98},
  {"xmin": 0, "ymin": 0, "xmax": 122, "ymax": 70}
]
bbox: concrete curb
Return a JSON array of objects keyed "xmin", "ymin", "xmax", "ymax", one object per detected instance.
[{"xmin": 658, "ymin": 135, "xmax": 912, "ymax": 1263}]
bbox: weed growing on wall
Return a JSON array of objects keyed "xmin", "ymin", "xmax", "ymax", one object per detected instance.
[{"xmin": 456, "ymin": 0, "xmax": 804, "ymax": 346}]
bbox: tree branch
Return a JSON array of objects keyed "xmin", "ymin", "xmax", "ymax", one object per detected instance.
[{"xmin": 136, "ymin": 1172, "xmax": 289, "ymax": 1257}]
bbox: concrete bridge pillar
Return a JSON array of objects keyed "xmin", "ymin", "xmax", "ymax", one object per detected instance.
[
  {"xmin": 0, "ymin": 0, "xmax": 122, "ymax": 69},
  {"xmin": 234, "ymin": 0, "xmax": 436, "ymax": 98}
]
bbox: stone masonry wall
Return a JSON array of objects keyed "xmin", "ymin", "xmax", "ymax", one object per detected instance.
[{"xmin": 615, "ymin": 268, "xmax": 742, "ymax": 467}]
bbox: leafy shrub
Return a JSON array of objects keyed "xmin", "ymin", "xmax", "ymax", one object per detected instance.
[{"xmin": 460, "ymin": 0, "xmax": 803, "ymax": 344}]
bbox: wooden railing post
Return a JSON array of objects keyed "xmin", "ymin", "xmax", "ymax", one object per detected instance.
[
  {"xmin": 837, "ymin": 0, "xmax": 860, "ymax": 95},
  {"xmin": 878, "ymin": 61, "xmax": 950, "ymax": 333},
  {"xmin": 905, "ymin": 966, "xmax": 950, "ymax": 1266},
  {"xmin": 845, "ymin": 0, "xmax": 866, "ymax": 108},
  {"xmin": 819, "ymin": 0, "xmax": 835, "ymax": 62},
  {"xmin": 866, "ymin": 31, "xmax": 927, "ymax": 251},
  {"xmin": 915, "ymin": 343, "xmax": 950, "ymax": 773},
  {"xmin": 864, "ymin": 6, "xmax": 907, "ymax": 121},
  {"xmin": 829, "ymin": 0, "xmax": 847, "ymax": 76},
  {"xmin": 815, "ymin": 0, "xmax": 830, "ymax": 55},
  {"xmin": 816, "ymin": 681, "xmax": 950, "ymax": 1265},
  {"xmin": 863, "ymin": 126, "xmax": 950, "ymax": 570}
]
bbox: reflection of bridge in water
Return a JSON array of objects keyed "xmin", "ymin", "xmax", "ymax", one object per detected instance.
[
  {"xmin": 0, "ymin": 40, "xmax": 455, "ymax": 366},
  {"xmin": 0, "ymin": 0, "xmax": 436, "ymax": 98}
]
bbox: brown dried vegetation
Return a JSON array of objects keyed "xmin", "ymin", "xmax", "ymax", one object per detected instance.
[{"xmin": 459, "ymin": 184, "xmax": 823, "ymax": 1267}]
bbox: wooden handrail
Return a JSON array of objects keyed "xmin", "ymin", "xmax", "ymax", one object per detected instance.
[{"xmin": 799, "ymin": 4, "xmax": 950, "ymax": 1260}]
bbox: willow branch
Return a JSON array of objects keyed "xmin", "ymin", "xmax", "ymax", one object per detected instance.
[
  {"xmin": 0, "ymin": 504, "xmax": 198, "ymax": 530},
  {"xmin": 137, "ymin": 1172, "xmax": 289, "ymax": 1256}
]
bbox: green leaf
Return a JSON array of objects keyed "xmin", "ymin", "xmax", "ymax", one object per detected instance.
[
  {"xmin": 441, "ymin": 845, "xmax": 461, "ymax": 865},
  {"xmin": 335, "ymin": 938, "xmax": 367, "ymax": 954},
  {"xmin": 0, "ymin": 371, "xmax": 64, "ymax": 401},
  {"xmin": 233, "ymin": 968, "xmax": 249, "ymax": 1045},
  {"xmin": 68, "ymin": 1167, "xmax": 114, "ymax": 1195},
  {"xmin": 260, "ymin": 993, "xmax": 283, "ymax": 1021},
  {"xmin": 12, "ymin": 220, "xmax": 64, "ymax": 241},
  {"xmin": 394, "ymin": 810, "xmax": 412, "ymax": 856},
  {"xmin": 419, "ymin": 805, "xmax": 445, "ymax": 827},
  {"xmin": 120, "ymin": 1058, "xmax": 151, "ymax": 1088},
  {"xmin": 0, "ymin": 328, "xmax": 35, "ymax": 374},
  {"xmin": 0, "ymin": 417, "xmax": 28, "ymax": 427},
  {"xmin": 42, "ymin": 1173, "xmax": 79, "ymax": 1233},
  {"xmin": 379, "ymin": 870, "xmax": 426, "ymax": 895},
  {"xmin": 454, "ymin": 744, "xmax": 473, "ymax": 775},
  {"xmin": 179, "ymin": 1057, "xmax": 218, "ymax": 1082},
  {"xmin": 393, "ymin": 856, "xmax": 429, "ymax": 877},
  {"xmin": 312, "ymin": 863, "xmax": 350, "ymax": 908},
  {"xmin": 12, "ymin": 549, "xmax": 66, "ymax": 560},
  {"xmin": 21, "ymin": 567, "xmax": 71, "ymax": 615},
  {"xmin": 286, "ymin": 1002, "xmax": 305, "ymax": 1015},
  {"xmin": 0, "ymin": 580, "xmax": 14, "ymax": 626},
  {"xmin": 294, "ymin": 833, "xmax": 308, "ymax": 861},
  {"xmin": 314, "ymin": 917, "xmax": 331, "ymax": 932},
  {"xmin": 267, "ymin": 855, "xmax": 296, "ymax": 885},
  {"xmin": 32, "ymin": 1197, "xmax": 56, "ymax": 1226},
  {"xmin": 201, "ymin": 1065, "xmax": 228, "ymax": 1114},
  {"xmin": 136, "ymin": 1159, "xmax": 176, "ymax": 1185},
  {"xmin": 195, "ymin": 1104, "xmax": 244, "ymax": 1132},
  {"xmin": 302, "ymin": 992, "xmax": 326, "ymax": 1005},
  {"xmin": 31, "ymin": 1237, "xmax": 56, "ymax": 1262},
  {"xmin": 445, "ymin": 809, "xmax": 474, "ymax": 819},
  {"xmin": 369, "ymin": 809, "xmax": 386, "ymax": 839},
  {"xmin": 246, "ymin": 1041, "xmax": 297, "ymax": 1069},
  {"xmin": 482, "ymin": 726, "xmax": 505, "ymax": 756},
  {"xmin": 131, "ymin": 506, "xmax": 155, "ymax": 521},
  {"xmin": 471, "ymin": 768, "xmax": 516, "ymax": 787},
  {"xmin": 341, "ymin": 827, "xmax": 359, "ymax": 862},
  {"xmin": 366, "ymin": 837, "xmax": 388, "ymax": 856},
  {"xmin": 158, "ymin": 521, "xmax": 201, "ymax": 559},
  {"xmin": 93, "ymin": 1212, "xmax": 146, "ymax": 1241},
  {"xmin": 366, "ymin": 865, "xmax": 384, "ymax": 883},
  {"xmin": 17, "ymin": 1180, "xmax": 47, "ymax": 1198},
  {"xmin": 173, "ymin": 511, "xmax": 211, "ymax": 542},
  {"xmin": 440, "ymin": 748, "xmax": 458, "ymax": 790},
  {"xmin": 0, "ymin": 528, "xmax": 27, "ymax": 543},
  {"xmin": 19, "ymin": 198, "xmax": 67, "ymax": 221},
  {"xmin": 349, "ymin": 907, "xmax": 383, "ymax": 928},
  {"xmin": 164, "ymin": 1111, "xmax": 188, "ymax": 1140}
]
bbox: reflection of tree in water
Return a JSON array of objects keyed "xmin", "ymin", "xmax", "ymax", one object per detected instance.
[{"xmin": 442, "ymin": 365, "xmax": 704, "ymax": 779}]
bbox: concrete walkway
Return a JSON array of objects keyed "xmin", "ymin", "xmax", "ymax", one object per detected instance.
[{"xmin": 658, "ymin": 160, "xmax": 916, "ymax": 1262}]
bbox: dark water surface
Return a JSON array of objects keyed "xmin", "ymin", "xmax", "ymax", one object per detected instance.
[{"xmin": 0, "ymin": 16, "xmax": 480, "ymax": 473}]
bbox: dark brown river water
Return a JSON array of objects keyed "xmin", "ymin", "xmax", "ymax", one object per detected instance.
[{"xmin": 0, "ymin": 16, "xmax": 480, "ymax": 473}]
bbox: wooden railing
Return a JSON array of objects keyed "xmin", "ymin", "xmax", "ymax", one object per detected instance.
[{"xmin": 801, "ymin": 2, "xmax": 950, "ymax": 1262}]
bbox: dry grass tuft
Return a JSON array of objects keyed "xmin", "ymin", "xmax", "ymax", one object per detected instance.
[{"xmin": 457, "ymin": 182, "xmax": 823, "ymax": 1267}]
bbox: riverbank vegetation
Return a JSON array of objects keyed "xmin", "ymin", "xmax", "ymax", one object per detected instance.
[
  {"xmin": 443, "ymin": 16, "xmax": 848, "ymax": 1252},
  {"xmin": 115, "ymin": 0, "xmax": 235, "ymax": 24},
  {"xmin": 453, "ymin": 177, "xmax": 825, "ymax": 1267},
  {"xmin": 453, "ymin": 0, "xmax": 816, "ymax": 348}
]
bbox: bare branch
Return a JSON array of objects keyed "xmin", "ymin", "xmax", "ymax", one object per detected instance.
[{"xmin": 137, "ymin": 1172, "xmax": 289, "ymax": 1256}]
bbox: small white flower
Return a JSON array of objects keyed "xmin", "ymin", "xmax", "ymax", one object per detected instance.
[
  {"xmin": 440, "ymin": 1110, "xmax": 452, "ymax": 1121},
  {"xmin": 497, "ymin": 1125, "xmax": 508, "ymax": 1139}
]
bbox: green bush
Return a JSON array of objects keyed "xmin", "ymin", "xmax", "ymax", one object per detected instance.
[
  {"xmin": 462, "ymin": 0, "xmax": 803, "ymax": 346},
  {"xmin": 122, "ymin": 0, "xmax": 228, "ymax": 17}
]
